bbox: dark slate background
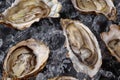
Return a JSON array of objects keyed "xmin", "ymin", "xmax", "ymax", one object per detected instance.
[{"xmin": 0, "ymin": 0, "xmax": 120, "ymax": 80}]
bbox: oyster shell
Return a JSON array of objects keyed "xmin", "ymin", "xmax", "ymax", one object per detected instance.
[
  {"xmin": 101, "ymin": 24, "xmax": 120, "ymax": 62},
  {"xmin": 71, "ymin": 0, "xmax": 116, "ymax": 20},
  {"xmin": 0, "ymin": 0, "xmax": 62, "ymax": 30},
  {"xmin": 48, "ymin": 76, "xmax": 78, "ymax": 80},
  {"xmin": 3, "ymin": 39, "xmax": 50, "ymax": 79},
  {"xmin": 61, "ymin": 19, "xmax": 102, "ymax": 77}
]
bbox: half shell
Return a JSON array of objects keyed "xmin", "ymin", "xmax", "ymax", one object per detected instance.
[
  {"xmin": 0, "ymin": 0, "xmax": 62, "ymax": 30},
  {"xmin": 61, "ymin": 19, "xmax": 102, "ymax": 77},
  {"xmin": 101, "ymin": 24, "xmax": 120, "ymax": 62},
  {"xmin": 71, "ymin": 0, "xmax": 116, "ymax": 20},
  {"xmin": 3, "ymin": 39, "xmax": 50, "ymax": 79}
]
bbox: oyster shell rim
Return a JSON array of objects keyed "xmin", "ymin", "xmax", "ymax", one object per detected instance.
[
  {"xmin": 60, "ymin": 19, "xmax": 102, "ymax": 77},
  {"xmin": 101, "ymin": 24, "xmax": 120, "ymax": 62},
  {"xmin": 71, "ymin": 0, "xmax": 117, "ymax": 20},
  {"xmin": 3, "ymin": 38, "xmax": 50, "ymax": 79},
  {"xmin": 0, "ymin": 0, "xmax": 62, "ymax": 30}
]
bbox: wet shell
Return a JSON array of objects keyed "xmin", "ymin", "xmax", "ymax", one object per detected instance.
[
  {"xmin": 0, "ymin": 0, "xmax": 62, "ymax": 30},
  {"xmin": 48, "ymin": 76, "xmax": 78, "ymax": 80},
  {"xmin": 71, "ymin": 0, "xmax": 116, "ymax": 20},
  {"xmin": 3, "ymin": 39, "xmax": 50, "ymax": 80},
  {"xmin": 101, "ymin": 24, "xmax": 120, "ymax": 62},
  {"xmin": 61, "ymin": 19, "xmax": 102, "ymax": 77}
]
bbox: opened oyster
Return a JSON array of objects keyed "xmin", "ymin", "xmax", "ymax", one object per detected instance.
[
  {"xmin": 3, "ymin": 39, "xmax": 50, "ymax": 79},
  {"xmin": 0, "ymin": 0, "xmax": 62, "ymax": 30},
  {"xmin": 71, "ymin": 0, "xmax": 116, "ymax": 20},
  {"xmin": 48, "ymin": 76, "xmax": 78, "ymax": 80},
  {"xmin": 61, "ymin": 19, "xmax": 102, "ymax": 77},
  {"xmin": 101, "ymin": 24, "xmax": 120, "ymax": 62}
]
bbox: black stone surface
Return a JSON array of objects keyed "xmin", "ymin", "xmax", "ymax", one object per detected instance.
[{"xmin": 0, "ymin": 0, "xmax": 120, "ymax": 80}]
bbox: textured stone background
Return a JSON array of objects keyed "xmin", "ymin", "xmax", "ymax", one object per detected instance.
[{"xmin": 0, "ymin": 0, "xmax": 120, "ymax": 80}]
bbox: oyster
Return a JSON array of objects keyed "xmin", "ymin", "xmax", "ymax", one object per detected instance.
[
  {"xmin": 3, "ymin": 39, "xmax": 50, "ymax": 79},
  {"xmin": 0, "ymin": 0, "xmax": 62, "ymax": 30},
  {"xmin": 61, "ymin": 19, "xmax": 102, "ymax": 77},
  {"xmin": 71, "ymin": 0, "xmax": 116, "ymax": 20},
  {"xmin": 48, "ymin": 76, "xmax": 78, "ymax": 80},
  {"xmin": 101, "ymin": 24, "xmax": 120, "ymax": 62}
]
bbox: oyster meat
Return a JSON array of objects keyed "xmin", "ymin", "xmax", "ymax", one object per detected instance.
[
  {"xmin": 61, "ymin": 19, "xmax": 102, "ymax": 77},
  {"xmin": 101, "ymin": 24, "xmax": 120, "ymax": 62},
  {"xmin": 0, "ymin": 0, "xmax": 62, "ymax": 30},
  {"xmin": 71, "ymin": 0, "xmax": 116, "ymax": 20},
  {"xmin": 3, "ymin": 39, "xmax": 50, "ymax": 80},
  {"xmin": 48, "ymin": 76, "xmax": 78, "ymax": 80}
]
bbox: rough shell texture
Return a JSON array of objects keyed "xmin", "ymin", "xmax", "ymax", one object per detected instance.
[
  {"xmin": 0, "ymin": 0, "xmax": 62, "ymax": 30},
  {"xmin": 48, "ymin": 76, "xmax": 78, "ymax": 80},
  {"xmin": 61, "ymin": 19, "xmax": 102, "ymax": 77},
  {"xmin": 3, "ymin": 38, "xmax": 50, "ymax": 79},
  {"xmin": 101, "ymin": 24, "xmax": 120, "ymax": 62},
  {"xmin": 43, "ymin": 0, "xmax": 62, "ymax": 17},
  {"xmin": 71, "ymin": 0, "xmax": 116, "ymax": 20}
]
